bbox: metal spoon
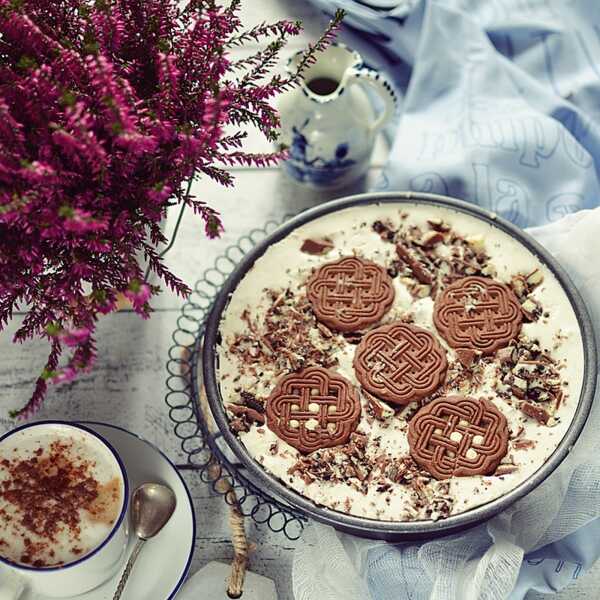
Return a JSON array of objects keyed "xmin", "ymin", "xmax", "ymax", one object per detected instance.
[{"xmin": 113, "ymin": 483, "xmax": 177, "ymax": 600}]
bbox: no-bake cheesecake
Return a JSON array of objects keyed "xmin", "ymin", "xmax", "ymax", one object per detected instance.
[{"xmin": 216, "ymin": 203, "xmax": 583, "ymax": 522}]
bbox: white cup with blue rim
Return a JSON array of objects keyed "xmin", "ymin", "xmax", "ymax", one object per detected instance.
[{"xmin": 0, "ymin": 422, "xmax": 130, "ymax": 598}]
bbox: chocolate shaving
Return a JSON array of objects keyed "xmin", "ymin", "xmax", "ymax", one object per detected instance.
[
  {"xmin": 227, "ymin": 404, "xmax": 266, "ymax": 425},
  {"xmin": 316, "ymin": 322, "xmax": 333, "ymax": 339},
  {"xmin": 427, "ymin": 218, "xmax": 451, "ymax": 232},
  {"xmin": 343, "ymin": 331, "xmax": 363, "ymax": 344},
  {"xmin": 396, "ymin": 243, "xmax": 433, "ymax": 284},
  {"xmin": 455, "ymin": 348, "xmax": 477, "ymax": 368},
  {"xmin": 386, "ymin": 260, "xmax": 403, "ymax": 278},
  {"xmin": 521, "ymin": 402, "xmax": 551, "ymax": 425},
  {"xmin": 511, "ymin": 384, "xmax": 527, "ymax": 399},
  {"xmin": 240, "ymin": 390, "xmax": 265, "ymax": 413},
  {"xmin": 372, "ymin": 220, "xmax": 396, "ymax": 241},
  {"xmin": 421, "ymin": 231, "xmax": 445, "ymax": 248},
  {"xmin": 555, "ymin": 389, "xmax": 564, "ymax": 410},
  {"xmin": 495, "ymin": 464, "xmax": 518, "ymax": 476},
  {"xmin": 365, "ymin": 391, "xmax": 394, "ymax": 421},
  {"xmin": 521, "ymin": 297, "xmax": 542, "ymax": 322},
  {"xmin": 513, "ymin": 439, "xmax": 536, "ymax": 450},
  {"xmin": 229, "ymin": 417, "xmax": 248, "ymax": 433},
  {"xmin": 300, "ymin": 238, "xmax": 334, "ymax": 255},
  {"xmin": 496, "ymin": 347, "xmax": 514, "ymax": 364}
]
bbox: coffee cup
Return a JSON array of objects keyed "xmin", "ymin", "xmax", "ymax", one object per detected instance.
[{"xmin": 0, "ymin": 421, "xmax": 130, "ymax": 597}]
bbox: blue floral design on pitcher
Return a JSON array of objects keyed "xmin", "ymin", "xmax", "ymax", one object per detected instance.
[{"xmin": 284, "ymin": 119, "xmax": 356, "ymax": 186}]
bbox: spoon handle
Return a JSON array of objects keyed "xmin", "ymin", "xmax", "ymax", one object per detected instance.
[{"xmin": 113, "ymin": 538, "xmax": 146, "ymax": 600}]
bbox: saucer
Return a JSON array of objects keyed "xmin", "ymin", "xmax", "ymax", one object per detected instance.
[{"xmin": 2, "ymin": 422, "xmax": 196, "ymax": 600}]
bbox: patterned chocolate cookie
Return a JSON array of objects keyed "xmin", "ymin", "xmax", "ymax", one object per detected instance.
[
  {"xmin": 307, "ymin": 256, "xmax": 394, "ymax": 332},
  {"xmin": 353, "ymin": 322, "xmax": 447, "ymax": 405},
  {"xmin": 408, "ymin": 395, "xmax": 509, "ymax": 480},
  {"xmin": 265, "ymin": 366, "xmax": 361, "ymax": 454},
  {"xmin": 433, "ymin": 276, "xmax": 522, "ymax": 355}
]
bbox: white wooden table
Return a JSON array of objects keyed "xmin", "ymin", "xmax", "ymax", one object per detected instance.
[{"xmin": 1, "ymin": 2, "xmax": 587, "ymax": 598}]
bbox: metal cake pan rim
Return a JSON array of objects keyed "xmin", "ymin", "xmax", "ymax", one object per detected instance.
[{"xmin": 201, "ymin": 191, "xmax": 597, "ymax": 540}]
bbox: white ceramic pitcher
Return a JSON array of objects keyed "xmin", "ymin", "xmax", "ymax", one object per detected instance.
[{"xmin": 277, "ymin": 43, "xmax": 397, "ymax": 189}]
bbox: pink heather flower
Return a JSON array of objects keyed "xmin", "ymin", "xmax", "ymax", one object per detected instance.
[
  {"xmin": 0, "ymin": 0, "xmax": 344, "ymax": 416},
  {"xmin": 60, "ymin": 327, "xmax": 92, "ymax": 348},
  {"xmin": 157, "ymin": 52, "xmax": 181, "ymax": 100},
  {"xmin": 124, "ymin": 281, "xmax": 152, "ymax": 310},
  {"xmin": 50, "ymin": 366, "xmax": 78, "ymax": 385},
  {"xmin": 147, "ymin": 184, "xmax": 173, "ymax": 204},
  {"xmin": 115, "ymin": 132, "xmax": 158, "ymax": 155},
  {"xmin": 96, "ymin": 297, "xmax": 118, "ymax": 315},
  {"xmin": 61, "ymin": 208, "xmax": 108, "ymax": 234},
  {"xmin": 18, "ymin": 161, "xmax": 57, "ymax": 184}
]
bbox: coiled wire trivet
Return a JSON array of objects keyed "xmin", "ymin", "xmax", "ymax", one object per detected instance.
[{"xmin": 165, "ymin": 218, "xmax": 306, "ymax": 596}]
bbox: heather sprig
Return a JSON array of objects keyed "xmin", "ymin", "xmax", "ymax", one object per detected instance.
[{"xmin": 0, "ymin": 0, "xmax": 344, "ymax": 417}]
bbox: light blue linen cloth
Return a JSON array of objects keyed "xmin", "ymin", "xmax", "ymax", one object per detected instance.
[
  {"xmin": 310, "ymin": 0, "xmax": 600, "ymax": 228},
  {"xmin": 301, "ymin": 1, "xmax": 600, "ymax": 598}
]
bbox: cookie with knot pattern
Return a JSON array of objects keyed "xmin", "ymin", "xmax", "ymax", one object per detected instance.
[
  {"xmin": 265, "ymin": 366, "xmax": 361, "ymax": 454},
  {"xmin": 307, "ymin": 256, "xmax": 394, "ymax": 332},
  {"xmin": 353, "ymin": 322, "xmax": 448, "ymax": 406},
  {"xmin": 434, "ymin": 276, "xmax": 522, "ymax": 355},
  {"xmin": 408, "ymin": 395, "xmax": 509, "ymax": 480}
]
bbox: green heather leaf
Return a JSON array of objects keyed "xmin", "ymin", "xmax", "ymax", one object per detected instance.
[
  {"xmin": 40, "ymin": 368, "xmax": 59, "ymax": 380},
  {"xmin": 44, "ymin": 323, "xmax": 62, "ymax": 336},
  {"xmin": 60, "ymin": 90, "xmax": 77, "ymax": 107},
  {"xmin": 58, "ymin": 205, "xmax": 74, "ymax": 218}
]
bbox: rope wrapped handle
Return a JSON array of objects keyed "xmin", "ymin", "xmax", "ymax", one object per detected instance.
[
  {"xmin": 208, "ymin": 457, "xmax": 249, "ymax": 599},
  {"xmin": 183, "ymin": 345, "xmax": 250, "ymax": 598}
]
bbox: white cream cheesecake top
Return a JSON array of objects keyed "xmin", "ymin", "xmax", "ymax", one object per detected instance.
[{"xmin": 216, "ymin": 202, "xmax": 584, "ymax": 522}]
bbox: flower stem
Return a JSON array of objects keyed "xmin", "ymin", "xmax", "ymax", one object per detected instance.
[{"xmin": 143, "ymin": 178, "xmax": 192, "ymax": 282}]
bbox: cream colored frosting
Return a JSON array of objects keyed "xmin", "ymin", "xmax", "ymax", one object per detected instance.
[{"xmin": 217, "ymin": 202, "xmax": 584, "ymax": 521}]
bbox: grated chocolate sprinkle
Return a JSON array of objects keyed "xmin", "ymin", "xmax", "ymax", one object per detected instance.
[
  {"xmin": 373, "ymin": 219, "xmax": 495, "ymax": 299},
  {"xmin": 228, "ymin": 288, "xmax": 342, "ymax": 377}
]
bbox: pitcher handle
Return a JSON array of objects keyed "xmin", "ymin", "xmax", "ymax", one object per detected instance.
[{"xmin": 347, "ymin": 66, "xmax": 398, "ymax": 133}]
